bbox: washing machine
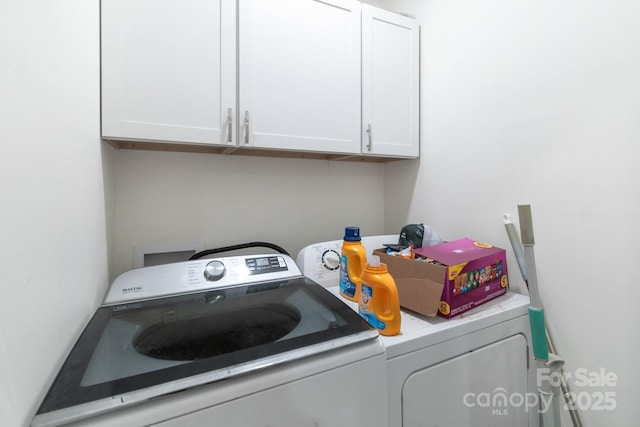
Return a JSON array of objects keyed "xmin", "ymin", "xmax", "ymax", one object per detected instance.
[
  {"xmin": 32, "ymin": 254, "xmax": 387, "ymax": 427},
  {"xmin": 298, "ymin": 236, "xmax": 540, "ymax": 427}
]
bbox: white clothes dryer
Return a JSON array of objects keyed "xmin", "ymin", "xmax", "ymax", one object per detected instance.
[{"xmin": 298, "ymin": 237, "xmax": 540, "ymax": 427}]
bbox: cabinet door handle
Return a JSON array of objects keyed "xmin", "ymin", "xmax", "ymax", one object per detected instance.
[
  {"xmin": 226, "ymin": 107, "xmax": 233, "ymax": 143},
  {"xmin": 366, "ymin": 124, "xmax": 373, "ymax": 151},
  {"xmin": 243, "ymin": 111, "xmax": 250, "ymax": 144}
]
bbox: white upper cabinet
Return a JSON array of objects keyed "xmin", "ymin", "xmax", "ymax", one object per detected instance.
[
  {"xmin": 238, "ymin": 0, "xmax": 362, "ymax": 154},
  {"xmin": 101, "ymin": 1, "xmax": 419, "ymax": 160},
  {"xmin": 101, "ymin": 0, "xmax": 236, "ymax": 146},
  {"xmin": 361, "ymin": 5, "xmax": 419, "ymax": 158}
]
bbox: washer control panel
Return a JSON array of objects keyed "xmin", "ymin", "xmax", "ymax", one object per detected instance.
[
  {"xmin": 245, "ymin": 256, "xmax": 288, "ymax": 275},
  {"xmin": 105, "ymin": 254, "xmax": 302, "ymax": 305}
]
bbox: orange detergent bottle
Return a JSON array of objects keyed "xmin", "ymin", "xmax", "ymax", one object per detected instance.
[
  {"xmin": 339, "ymin": 226, "xmax": 367, "ymax": 302},
  {"xmin": 358, "ymin": 255, "xmax": 401, "ymax": 336}
]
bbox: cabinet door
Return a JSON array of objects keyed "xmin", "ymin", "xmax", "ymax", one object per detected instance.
[
  {"xmin": 362, "ymin": 5, "xmax": 419, "ymax": 158},
  {"xmin": 101, "ymin": 0, "xmax": 236, "ymax": 146},
  {"xmin": 239, "ymin": 0, "xmax": 361, "ymax": 154}
]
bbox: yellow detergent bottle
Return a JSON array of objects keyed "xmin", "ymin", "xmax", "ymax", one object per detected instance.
[
  {"xmin": 339, "ymin": 226, "xmax": 367, "ymax": 302},
  {"xmin": 359, "ymin": 255, "xmax": 401, "ymax": 336}
]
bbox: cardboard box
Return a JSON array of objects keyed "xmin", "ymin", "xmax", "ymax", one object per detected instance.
[{"xmin": 374, "ymin": 238, "xmax": 509, "ymax": 318}]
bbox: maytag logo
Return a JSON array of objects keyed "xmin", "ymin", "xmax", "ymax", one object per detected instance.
[{"xmin": 122, "ymin": 286, "xmax": 143, "ymax": 294}]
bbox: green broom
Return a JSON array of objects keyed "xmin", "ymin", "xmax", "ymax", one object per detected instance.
[{"xmin": 502, "ymin": 205, "xmax": 582, "ymax": 427}]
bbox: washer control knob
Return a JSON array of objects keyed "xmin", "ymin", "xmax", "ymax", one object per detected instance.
[
  {"xmin": 322, "ymin": 249, "xmax": 341, "ymax": 271},
  {"xmin": 204, "ymin": 261, "xmax": 226, "ymax": 281}
]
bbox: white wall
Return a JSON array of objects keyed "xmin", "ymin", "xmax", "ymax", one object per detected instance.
[
  {"xmin": 0, "ymin": 1, "xmax": 108, "ymax": 426},
  {"xmin": 6, "ymin": 0, "xmax": 637, "ymax": 425},
  {"xmin": 106, "ymin": 0, "xmax": 392, "ymax": 279},
  {"xmin": 385, "ymin": 0, "xmax": 640, "ymax": 425},
  {"xmin": 109, "ymin": 148, "xmax": 385, "ymax": 279}
]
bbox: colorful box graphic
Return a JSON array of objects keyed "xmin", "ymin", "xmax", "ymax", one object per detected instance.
[{"xmin": 375, "ymin": 238, "xmax": 509, "ymax": 318}]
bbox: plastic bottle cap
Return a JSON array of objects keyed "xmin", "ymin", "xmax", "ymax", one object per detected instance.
[
  {"xmin": 343, "ymin": 226, "xmax": 362, "ymax": 242},
  {"xmin": 369, "ymin": 255, "xmax": 380, "ymax": 267}
]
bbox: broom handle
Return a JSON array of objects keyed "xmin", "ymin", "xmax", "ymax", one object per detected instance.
[{"xmin": 515, "ymin": 205, "xmax": 583, "ymax": 427}]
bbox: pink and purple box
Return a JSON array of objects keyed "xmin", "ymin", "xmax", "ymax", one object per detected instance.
[{"xmin": 414, "ymin": 238, "xmax": 509, "ymax": 318}]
